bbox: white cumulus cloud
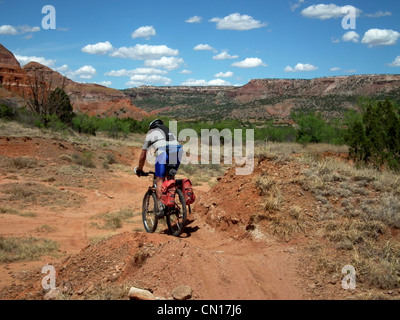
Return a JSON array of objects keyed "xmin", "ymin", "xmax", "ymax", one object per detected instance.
[
  {"xmin": 126, "ymin": 74, "xmax": 172, "ymax": 87},
  {"xmin": 105, "ymin": 68, "xmax": 167, "ymax": 77},
  {"xmin": 362, "ymin": 29, "xmax": 400, "ymax": 47},
  {"xmin": 365, "ymin": 11, "xmax": 392, "ymax": 18},
  {"xmin": 213, "ymin": 51, "xmax": 239, "ymax": 60},
  {"xmin": 131, "ymin": 26, "xmax": 156, "ymax": 39},
  {"xmin": 186, "ymin": 16, "xmax": 202, "ymax": 23},
  {"xmin": 193, "ymin": 44, "xmax": 215, "ymax": 51},
  {"xmin": 82, "ymin": 41, "xmax": 113, "ymax": 55},
  {"xmin": 290, "ymin": 0, "xmax": 305, "ymax": 12},
  {"xmin": 72, "ymin": 65, "xmax": 97, "ymax": 79},
  {"xmin": 144, "ymin": 56, "xmax": 184, "ymax": 71},
  {"xmin": 110, "ymin": 44, "xmax": 179, "ymax": 60},
  {"xmin": 232, "ymin": 57, "xmax": 267, "ymax": 68},
  {"xmin": 208, "ymin": 79, "xmax": 231, "ymax": 86},
  {"xmin": 15, "ymin": 55, "xmax": 56, "ymax": 67},
  {"xmin": 209, "ymin": 13, "xmax": 267, "ymax": 31},
  {"xmin": 342, "ymin": 31, "xmax": 360, "ymax": 43},
  {"xmin": 181, "ymin": 79, "xmax": 231, "ymax": 86},
  {"xmin": 55, "ymin": 64, "xmax": 97, "ymax": 80},
  {"xmin": 97, "ymin": 81, "xmax": 112, "ymax": 87},
  {"xmin": 0, "ymin": 25, "xmax": 18, "ymax": 35},
  {"xmin": 284, "ymin": 63, "xmax": 318, "ymax": 72},
  {"xmin": 301, "ymin": 4, "xmax": 361, "ymax": 20},
  {"xmin": 0, "ymin": 24, "xmax": 40, "ymax": 35},
  {"xmin": 215, "ymin": 71, "xmax": 234, "ymax": 78},
  {"xmin": 388, "ymin": 56, "xmax": 400, "ymax": 67}
]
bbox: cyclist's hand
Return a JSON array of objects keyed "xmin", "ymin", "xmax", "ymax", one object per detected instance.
[{"xmin": 134, "ymin": 166, "xmax": 145, "ymax": 177}]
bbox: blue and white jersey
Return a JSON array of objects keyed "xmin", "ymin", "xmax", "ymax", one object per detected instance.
[{"xmin": 142, "ymin": 128, "xmax": 180, "ymax": 156}]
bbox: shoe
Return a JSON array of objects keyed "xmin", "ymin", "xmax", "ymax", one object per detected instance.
[{"xmin": 156, "ymin": 202, "xmax": 165, "ymax": 218}]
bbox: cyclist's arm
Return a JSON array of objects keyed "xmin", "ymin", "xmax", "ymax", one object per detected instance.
[{"xmin": 138, "ymin": 149, "xmax": 147, "ymax": 171}]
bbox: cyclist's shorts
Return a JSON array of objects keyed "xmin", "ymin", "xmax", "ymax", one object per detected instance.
[{"xmin": 155, "ymin": 145, "xmax": 183, "ymax": 178}]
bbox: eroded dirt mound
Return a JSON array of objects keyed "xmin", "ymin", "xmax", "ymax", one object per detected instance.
[
  {"xmin": 194, "ymin": 157, "xmax": 317, "ymax": 241},
  {"xmin": 1, "ymin": 229, "xmax": 304, "ymax": 300}
]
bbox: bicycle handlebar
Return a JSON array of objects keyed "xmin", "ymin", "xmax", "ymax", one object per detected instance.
[
  {"xmin": 141, "ymin": 171, "xmax": 156, "ymax": 177},
  {"xmin": 134, "ymin": 166, "xmax": 155, "ymax": 177}
]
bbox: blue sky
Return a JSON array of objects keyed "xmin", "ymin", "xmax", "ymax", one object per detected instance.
[{"xmin": 0, "ymin": 0, "xmax": 399, "ymax": 89}]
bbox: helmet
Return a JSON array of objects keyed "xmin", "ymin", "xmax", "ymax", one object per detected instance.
[{"xmin": 149, "ymin": 119, "xmax": 163, "ymax": 130}]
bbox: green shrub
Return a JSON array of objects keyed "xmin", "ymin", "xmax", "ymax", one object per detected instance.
[
  {"xmin": 72, "ymin": 113, "xmax": 99, "ymax": 135},
  {"xmin": 291, "ymin": 111, "xmax": 345, "ymax": 145},
  {"xmin": 345, "ymin": 99, "xmax": 400, "ymax": 171},
  {"xmin": 0, "ymin": 104, "xmax": 15, "ymax": 120}
]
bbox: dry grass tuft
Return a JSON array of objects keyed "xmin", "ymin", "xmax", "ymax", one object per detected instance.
[{"xmin": 0, "ymin": 236, "xmax": 59, "ymax": 262}]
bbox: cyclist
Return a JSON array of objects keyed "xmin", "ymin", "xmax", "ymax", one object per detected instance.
[{"xmin": 134, "ymin": 119, "xmax": 183, "ymax": 218}]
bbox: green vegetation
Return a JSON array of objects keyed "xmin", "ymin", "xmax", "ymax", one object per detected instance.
[
  {"xmin": 345, "ymin": 99, "xmax": 400, "ymax": 171},
  {"xmin": 292, "ymin": 111, "xmax": 345, "ymax": 145},
  {"xmin": 0, "ymin": 104, "xmax": 15, "ymax": 120}
]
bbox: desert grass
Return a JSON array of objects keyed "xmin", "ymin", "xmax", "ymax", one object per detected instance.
[
  {"xmin": 300, "ymin": 151, "xmax": 400, "ymax": 296},
  {"xmin": 72, "ymin": 151, "xmax": 96, "ymax": 168},
  {"xmin": 34, "ymin": 224, "xmax": 57, "ymax": 233},
  {"xmin": 0, "ymin": 236, "xmax": 59, "ymax": 262},
  {"xmin": 0, "ymin": 207, "xmax": 37, "ymax": 217},
  {"xmin": 0, "ymin": 120, "xmax": 146, "ymax": 150},
  {"xmin": 10, "ymin": 156, "xmax": 38, "ymax": 169},
  {"xmin": 0, "ymin": 182, "xmax": 83, "ymax": 209},
  {"xmin": 90, "ymin": 209, "xmax": 136, "ymax": 230},
  {"xmin": 254, "ymin": 142, "xmax": 400, "ymax": 297}
]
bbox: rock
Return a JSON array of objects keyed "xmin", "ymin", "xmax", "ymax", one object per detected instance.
[
  {"xmin": 44, "ymin": 288, "xmax": 61, "ymax": 300},
  {"xmin": 128, "ymin": 287, "xmax": 156, "ymax": 300},
  {"xmin": 172, "ymin": 285, "xmax": 192, "ymax": 301}
]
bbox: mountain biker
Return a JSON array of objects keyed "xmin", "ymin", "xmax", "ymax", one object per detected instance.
[{"xmin": 134, "ymin": 119, "xmax": 183, "ymax": 218}]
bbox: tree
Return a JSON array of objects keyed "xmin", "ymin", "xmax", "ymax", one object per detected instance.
[
  {"xmin": 48, "ymin": 87, "xmax": 74, "ymax": 124},
  {"xmin": 292, "ymin": 111, "xmax": 328, "ymax": 143},
  {"xmin": 23, "ymin": 66, "xmax": 74, "ymax": 126},
  {"xmin": 345, "ymin": 99, "xmax": 400, "ymax": 171}
]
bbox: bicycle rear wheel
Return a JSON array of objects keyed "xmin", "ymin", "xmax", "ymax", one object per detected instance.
[
  {"xmin": 166, "ymin": 189, "xmax": 187, "ymax": 237},
  {"xmin": 142, "ymin": 190, "xmax": 158, "ymax": 233}
]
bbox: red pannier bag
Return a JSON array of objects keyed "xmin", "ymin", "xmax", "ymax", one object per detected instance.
[
  {"xmin": 182, "ymin": 179, "xmax": 195, "ymax": 205},
  {"xmin": 161, "ymin": 180, "xmax": 176, "ymax": 207}
]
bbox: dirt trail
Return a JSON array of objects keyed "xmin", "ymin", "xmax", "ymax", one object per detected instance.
[{"xmin": 0, "ymin": 136, "xmax": 309, "ymax": 300}]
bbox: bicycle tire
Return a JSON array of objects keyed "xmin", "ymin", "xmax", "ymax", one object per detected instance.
[
  {"xmin": 142, "ymin": 190, "xmax": 158, "ymax": 233},
  {"xmin": 166, "ymin": 189, "xmax": 187, "ymax": 237}
]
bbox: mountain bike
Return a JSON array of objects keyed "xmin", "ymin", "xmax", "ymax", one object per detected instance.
[{"xmin": 139, "ymin": 171, "xmax": 187, "ymax": 237}]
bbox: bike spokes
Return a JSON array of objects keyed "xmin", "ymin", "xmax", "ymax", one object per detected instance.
[
  {"xmin": 142, "ymin": 191, "xmax": 158, "ymax": 233},
  {"xmin": 166, "ymin": 189, "xmax": 187, "ymax": 237}
]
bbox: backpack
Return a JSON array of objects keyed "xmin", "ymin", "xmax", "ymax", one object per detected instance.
[
  {"xmin": 161, "ymin": 179, "xmax": 176, "ymax": 207},
  {"xmin": 182, "ymin": 179, "xmax": 195, "ymax": 205}
]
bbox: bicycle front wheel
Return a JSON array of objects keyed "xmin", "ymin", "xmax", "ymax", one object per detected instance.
[
  {"xmin": 166, "ymin": 189, "xmax": 187, "ymax": 237},
  {"xmin": 142, "ymin": 190, "xmax": 158, "ymax": 233}
]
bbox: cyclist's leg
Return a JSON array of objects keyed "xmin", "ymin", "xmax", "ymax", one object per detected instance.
[
  {"xmin": 155, "ymin": 152, "xmax": 167, "ymax": 217},
  {"xmin": 155, "ymin": 152, "xmax": 167, "ymax": 200}
]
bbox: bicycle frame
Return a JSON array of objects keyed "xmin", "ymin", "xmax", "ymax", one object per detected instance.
[{"xmin": 139, "ymin": 170, "xmax": 188, "ymax": 237}]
